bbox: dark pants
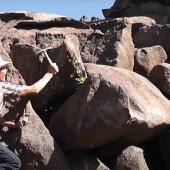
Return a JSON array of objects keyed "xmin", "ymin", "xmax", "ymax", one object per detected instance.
[{"xmin": 0, "ymin": 146, "xmax": 21, "ymax": 170}]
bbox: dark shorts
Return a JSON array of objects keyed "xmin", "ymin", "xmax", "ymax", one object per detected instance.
[{"xmin": 0, "ymin": 146, "xmax": 21, "ymax": 170}]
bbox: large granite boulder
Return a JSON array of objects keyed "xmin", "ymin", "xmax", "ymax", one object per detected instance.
[
  {"xmin": 81, "ymin": 18, "xmax": 134, "ymax": 70},
  {"xmin": 49, "ymin": 63, "xmax": 170, "ymax": 151},
  {"xmin": 133, "ymin": 24, "xmax": 170, "ymax": 58},
  {"xmin": 102, "ymin": 0, "xmax": 170, "ymax": 24},
  {"xmin": 133, "ymin": 46, "xmax": 167, "ymax": 77},
  {"xmin": 114, "ymin": 146, "xmax": 149, "ymax": 170}
]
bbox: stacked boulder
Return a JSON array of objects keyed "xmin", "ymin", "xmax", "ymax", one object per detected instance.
[{"xmin": 0, "ymin": 1, "xmax": 170, "ymax": 169}]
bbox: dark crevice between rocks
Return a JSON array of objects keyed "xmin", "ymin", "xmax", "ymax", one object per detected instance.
[
  {"xmin": 97, "ymin": 39, "xmax": 118, "ymax": 66},
  {"xmin": 133, "ymin": 55, "xmax": 149, "ymax": 78},
  {"xmin": 139, "ymin": 135, "xmax": 165, "ymax": 170},
  {"xmin": 91, "ymin": 136, "xmax": 165, "ymax": 170},
  {"xmin": 162, "ymin": 93, "xmax": 170, "ymax": 101},
  {"xmin": 15, "ymin": 19, "xmax": 90, "ymax": 30},
  {"xmin": 32, "ymin": 95, "xmax": 66, "ymax": 128},
  {"xmin": 165, "ymin": 57, "xmax": 170, "ymax": 63},
  {"xmin": 31, "ymin": 79, "xmax": 78, "ymax": 127},
  {"xmin": 0, "ymin": 13, "xmax": 33, "ymax": 22},
  {"xmin": 131, "ymin": 23, "xmax": 145, "ymax": 40},
  {"xmin": 91, "ymin": 140, "xmax": 131, "ymax": 169}
]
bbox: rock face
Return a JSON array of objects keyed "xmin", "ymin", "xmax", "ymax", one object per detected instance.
[
  {"xmin": 1, "ymin": 102, "xmax": 70, "ymax": 170},
  {"xmin": 88, "ymin": 17, "xmax": 156, "ymax": 33},
  {"xmin": 134, "ymin": 46, "xmax": 167, "ymax": 77},
  {"xmin": 133, "ymin": 24, "xmax": 170, "ymax": 58},
  {"xmin": 81, "ymin": 18, "xmax": 134, "ymax": 70},
  {"xmin": 102, "ymin": 0, "xmax": 170, "ymax": 23},
  {"xmin": 49, "ymin": 63, "xmax": 170, "ymax": 151},
  {"xmin": 114, "ymin": 146, "xmax": 149, "ymax": 170},
  {"xmin": 1, "ymin": 8, "xmax": 170, "ymax": 170}
]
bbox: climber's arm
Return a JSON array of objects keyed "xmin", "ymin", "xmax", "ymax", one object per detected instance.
[
  {"xmin": 20, "ymin": 72, "xmax": 53, "ymax": 96},
  {"xmin": 20, "ymin": 63, "xmax": 59, "ymax": 96}
]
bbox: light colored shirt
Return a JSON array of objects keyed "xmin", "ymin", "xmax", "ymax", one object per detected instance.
[{"xmin": 0, "ymin": 81, "xmax": 22, "ymax": 116}]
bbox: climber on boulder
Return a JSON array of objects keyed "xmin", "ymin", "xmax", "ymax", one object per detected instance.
[{"xmin": 0, "ymin": 56, "xmax": 59, "ymax": 170}]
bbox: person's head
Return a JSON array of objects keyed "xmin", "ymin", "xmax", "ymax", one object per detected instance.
[{"xmin": 0, "ymin": 57, "xmax": 11, "ymax": 81}]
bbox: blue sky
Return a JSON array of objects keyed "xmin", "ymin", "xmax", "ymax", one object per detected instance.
[{"xmin": 0, "ymin": 0, "xmax": 114, "ymax": 20}]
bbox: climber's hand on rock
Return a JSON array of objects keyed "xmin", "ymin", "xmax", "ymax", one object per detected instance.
[{"xmin": 48, "ymin": 63, "xmax": 59, "ymax": 75}]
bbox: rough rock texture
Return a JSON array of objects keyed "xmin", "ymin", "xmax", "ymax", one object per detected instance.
[
  {"xmin": 149, "ymin": 63, "xmax": 170, "ymax": 95},
  {"xmin": 88, "ymin": 17, "xmax": 156, "ymax": 33},
  {"xmin": 49, "ymin": 63, "xmax": 170, "ymax": 151},
  {"xmin": 134, "ymin": 46, "xmax": 167, "ymax": 77},
  {"xmin": 133, "ymin": 24, "xmax": 170, "ymax": 58},
  {"xmin": 0, "ymin": 12, "xmax": 136, "ymax": 109},
  {"xmin": 0, "ymin": 12, "xmax": 136, "ymax": 120},
  {"xmin": 0, "ymin": 43, "xmax": 24, "ymax": 85},
  {"xmin": 102, "ymin": 0, "xmax": 170, "ymax": 24},
  {"xmin": 114, "ymin": 146, "xmax": 149, "ymax": 170},
  {"xmin": 81, "ymin": 18, "xmax": 135, "ymax": 70},
  {"xmin": 0, "ymin": 11, "xmax": 92, "ymax": 53},
  {"xmin": 1, "ymin": 102, "xmax": 70, "ymax": 170},
  {"xmin": 1, "ymin": 9, "xmax": 170, "ymax": 170}
]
